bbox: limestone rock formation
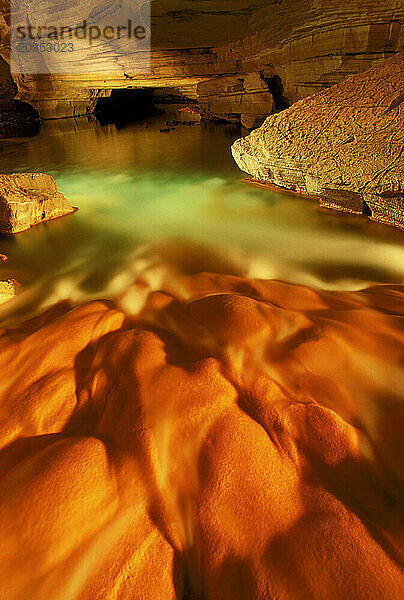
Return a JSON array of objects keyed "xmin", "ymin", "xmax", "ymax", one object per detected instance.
[
  {"xmin": 222, "ymin": 0, "xmax": 404, "ymax": 105},
  {"xmin": 0, "ymin": 1, "xmax": 403, "ymax": 121},
  {"xmin": 0, "ymin": 274, "xmax": 403, "ymax": 599},
  {"xmin": 232, "ymin": 54, "xmax": 404, "ymax": 229},
  {"xmin": 0, "ymin": 173, "xmax": 75, "ymax": 233},
  {"xmin": 197, "ymin": 73, "xmax": 274, "ymax": 128}
]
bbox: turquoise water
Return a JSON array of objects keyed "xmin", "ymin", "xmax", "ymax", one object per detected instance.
[{"xmin": 1, "ymin": 113, "xmax": 404, "ymax": 322}]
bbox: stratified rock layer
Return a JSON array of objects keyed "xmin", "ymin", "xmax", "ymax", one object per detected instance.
[
  {"xmin": 0, "ymin": 173, "xmax": 75, "ymax": 233},
  {"xmin": 224, "ymin": 0, "xmax": 404, "ymax": 104},
  {"xmin": 232, "ymin": 54, "xmax": 404, "ymax": 228},
  {"xmin": 0, "ymin": 1, "xmax": 402, "ymax": 120},
  {"xmin": 0, "ymin": 273, "xmax": 403, "ymax": 599},
  {"xmin": 197, "ymin": 73, "xmax": 274, "ymax": 128}
]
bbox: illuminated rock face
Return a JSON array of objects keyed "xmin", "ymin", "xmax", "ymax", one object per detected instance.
[
  {"xmin": 232, "ymin": 54, "xmax": 404, "ymax": 228},
  {"xmin": 0, "ymin": 279, "xmax": 16, "ymax": 303},
  {"xmin": 0, "ymin": 173, "xmax": 75, "ymax": 233},
  {"xmin": 226, "ymin": 0, "xmax": 404, "ymax": 104},
  {"xmin": 0, "ymin": 273, "xmax": 403, "ymax": 599},
  {"xmin": 0, "ymin": 1, "xmax": 403, "ymax": 120}
]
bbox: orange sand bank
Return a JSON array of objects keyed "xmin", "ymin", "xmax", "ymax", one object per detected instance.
[{"xmin": 0, "ymin": 273, "xmax": 403, "ymax": 599}]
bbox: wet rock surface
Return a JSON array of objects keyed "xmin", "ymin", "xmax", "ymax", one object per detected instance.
[
  {"xmin": 232, "ymin": 53, "xmax": 404, "ymax": 229},
  {"xmin": 0, "ymin": 273, "xmax": 403, "ymax": 599},
  {"xmin": 0, "ymin": 173, "xmax": 75, "ymax": 234}
]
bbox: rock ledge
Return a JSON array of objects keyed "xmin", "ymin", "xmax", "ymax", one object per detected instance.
[{"xmin": 0, "ymin": 173, "xmax": 75, "ymax": 233}]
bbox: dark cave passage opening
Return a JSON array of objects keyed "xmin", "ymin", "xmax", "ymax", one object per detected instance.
[
  {"xmin": 93, "ymin": 88, "xmax": 160, "ymax": 127},
  {"xmin": 363, "ymin": 200, "xmax": 373, "ymax": 217},
  {"xmin": 264, "ymin": 75, "xmax": 290, "ymax": 111}
]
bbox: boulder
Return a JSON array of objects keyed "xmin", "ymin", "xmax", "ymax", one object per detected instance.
[
  {"xmin": 231, "ymin": 53, "xmax": 404, "ymax": 228},
  {"xmin": 0, "ymin": 173, "xmax": 75, "ymax": 233}
]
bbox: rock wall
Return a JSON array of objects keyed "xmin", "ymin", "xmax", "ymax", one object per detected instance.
[
  {"xmin": 0, "ymin": 1, "xmax": 403, "ymax": 123},
  {"xmin": 197, "ymin": 73, "xmax": 274, "ymax": 129},
  {"xmin": 0, "ymin": 54, "xmax": 40, "ymax": 136},
  {"xmin": 219, "ymin": 0, "xmax": 404, "ymax": 104},
  {"xmin": 0, "ymin": 0, "xmax": 253, "ymax": 119}
]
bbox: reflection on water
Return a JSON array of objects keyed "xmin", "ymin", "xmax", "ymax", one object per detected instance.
[{"xmin": 1, "ymin": 113, "xmax": 404, "ymax": 323}]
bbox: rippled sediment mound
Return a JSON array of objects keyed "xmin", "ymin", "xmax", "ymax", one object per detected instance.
[{"xmin": 0, "ymin": 273, "xmax": 403, "ymax": 599}]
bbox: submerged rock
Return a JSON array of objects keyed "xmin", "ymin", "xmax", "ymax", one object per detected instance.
[
  {"xmin": 0, "ymin": 274, "xmax": 403, "ymax": 598},
  {"xmin": 232, "ymin": 53, "xmax": 404, "ymax": 228},
  {"xmin": 0, "ymin": 173, "xmax": 75, "ymax": 234}
]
